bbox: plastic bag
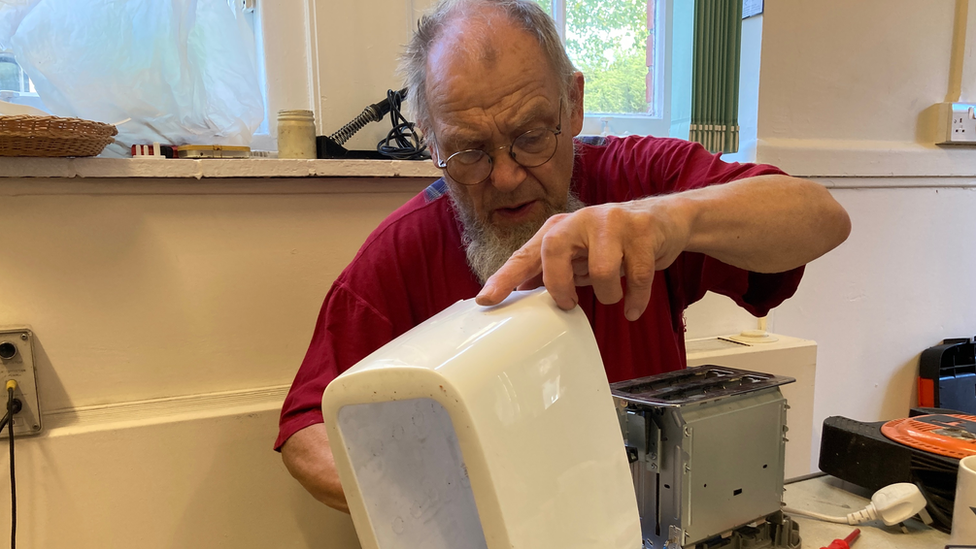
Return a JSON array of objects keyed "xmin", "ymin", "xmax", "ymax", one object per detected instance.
[{"xmin": 0, "ymin": 0, "xmax": 265, "ymax": 156}]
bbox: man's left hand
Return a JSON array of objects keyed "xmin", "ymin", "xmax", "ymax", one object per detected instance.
[{"xmin": 475, "ymin": 198, "xmax": 691, "ymax": 321}]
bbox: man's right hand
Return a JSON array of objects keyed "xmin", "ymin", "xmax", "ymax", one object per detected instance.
[{"xmin": 280, "ymin": 423, "xmax": 350, "ymax": 513}]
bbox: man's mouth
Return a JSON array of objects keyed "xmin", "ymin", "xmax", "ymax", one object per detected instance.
[{"xmin": 493, "ymin": 200, "xmax": 540, "ymax": 222}]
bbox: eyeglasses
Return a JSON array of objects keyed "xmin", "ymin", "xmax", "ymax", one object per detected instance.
[{"xmin": 435, "ymin": 106, "xmax": 563, "ymax": 186}]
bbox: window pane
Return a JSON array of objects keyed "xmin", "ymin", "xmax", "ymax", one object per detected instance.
[
  {"xmin": 0, "ymin": 52, "xmax": 33, "ymax": 94},
  {"xmin": 566, "ymin": 0, "xmax": 652, "ymax": 115}
]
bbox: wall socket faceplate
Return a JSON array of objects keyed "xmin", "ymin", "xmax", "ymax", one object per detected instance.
[
  {"xmin": 0, "ymin": 329, "xmax": 42, "ymax": 437},
  {"xmin": 936, "ymin": 102, "xmax": 976, "ymax": 144}
]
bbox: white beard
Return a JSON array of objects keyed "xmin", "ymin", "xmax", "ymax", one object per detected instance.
[{"xmin": 450, "ymin": 190, "xmax": 585, "ymax": 284}]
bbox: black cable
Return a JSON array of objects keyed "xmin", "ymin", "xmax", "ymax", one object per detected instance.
[
  {"xmin": 377, "ymin": 89, "xmax": 429, "ymax": 160},
  {"xmin": 7, "ymin": 387, "xmax": 14, "ymax": 549},
  {"xmin": 914, "ymin": 480, "xmax": 952, "ymax": 533}
]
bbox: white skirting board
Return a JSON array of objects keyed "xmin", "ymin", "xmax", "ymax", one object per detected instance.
[{"xmin": 0, "ymin": 387, "xmax": 361, "ymax": 549}]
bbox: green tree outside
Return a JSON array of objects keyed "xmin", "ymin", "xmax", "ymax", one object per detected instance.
[{"xmin": 532, "ymin": 0, "xmax": 651, "ymax": 115}]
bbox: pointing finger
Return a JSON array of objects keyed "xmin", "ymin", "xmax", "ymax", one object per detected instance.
[{"xmin": 475, "ymin": 234, "xmax": 544, "ymax": 306}]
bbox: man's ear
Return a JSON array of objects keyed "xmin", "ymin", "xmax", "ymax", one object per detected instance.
[
  {"xmin": 569, "ymin": 71, "xmax": 585, "ymax": 137},
  {"xmin": 425, "ymin": 131, "xmax": 441, "ymax": 166}
]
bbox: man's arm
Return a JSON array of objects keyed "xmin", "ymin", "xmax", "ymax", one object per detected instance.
[
  {"xmin": 476, "ymin": 174, "xmax": 851, "ymax": 320},
  {"xmin": 281, "ymin": 423, "xmax": 349, "ymax": 513}
]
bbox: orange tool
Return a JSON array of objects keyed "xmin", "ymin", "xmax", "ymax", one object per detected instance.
[{"xmin": 820, "ymin": 528, "xmax": 860, "ymax": 549}]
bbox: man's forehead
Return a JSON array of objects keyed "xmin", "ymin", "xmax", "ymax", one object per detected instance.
[
  {"xmin": 434, "ymin": 99, "xmax": 555, "ymax": 147},
  {"xmin": 426, "ymin": 8, "xmax": 555, "ymax": 83},
  {"xmin": 432, "ymin": 17, "xmax": 516, "ymax": 66},
  {"xmin": 425, "ymin": 16, "xmax": 559, "ymax": 127}
]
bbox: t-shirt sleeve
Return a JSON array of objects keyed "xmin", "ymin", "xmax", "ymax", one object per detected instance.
[
  {"xmin": 640, "ymin": 136, "xmax": 788, "ymax": 193},
  {"xmin": 274, "ymin": 280, "xmax": 395, "ymax": 451},
  {"xmin": 616, "ymin": 137, "xmax": 804, "ymax": 315}
]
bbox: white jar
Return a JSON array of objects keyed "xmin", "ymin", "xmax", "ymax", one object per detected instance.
[{"xmin": 277, "ymin": 109, "xmax": 317, "ymax": 159}]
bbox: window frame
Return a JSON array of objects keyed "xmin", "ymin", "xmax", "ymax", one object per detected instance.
[
  {"xmin": 250, "ymin": 0, "xmax": 317, "ymax": 152},
  {"xmin": 549, "ymin": 0, "xmax": 673, "ymax": 138},
  {"xmin": 260, "ymin": 0, "xmax": 677, "ymax": 151}
]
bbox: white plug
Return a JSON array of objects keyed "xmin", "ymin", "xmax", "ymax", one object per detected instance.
[
  {"xmin": 784, "ymin": 482, "xmax": 928, "ymax": 527},
  {"xmin": 846, "ymin": 483, "xmax": 927, "ymax": 526}
]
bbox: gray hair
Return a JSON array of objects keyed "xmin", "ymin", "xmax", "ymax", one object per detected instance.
[{"xmin": 400, "ymin": 0, "xmax": 577, "ymax": 145}]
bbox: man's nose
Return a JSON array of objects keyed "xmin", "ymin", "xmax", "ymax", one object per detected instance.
[{"xmin": 488, "ymin": 147, "xmax": 527, "ymax": 192}]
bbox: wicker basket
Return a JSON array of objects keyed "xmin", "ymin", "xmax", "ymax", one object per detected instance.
[{"xmin": 0, "ymin": 115, "xmax": 118, "ymax": 157}]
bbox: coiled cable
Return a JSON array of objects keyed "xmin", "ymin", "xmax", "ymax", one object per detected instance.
[{"xmin": 377, "ymin": 89, "xmax": 429, "ymax": 160}]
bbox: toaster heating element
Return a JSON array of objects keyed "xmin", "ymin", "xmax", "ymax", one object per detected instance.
[{"xmin": 612, "ymin": 366, "xmax": 801, "ymax": 548}]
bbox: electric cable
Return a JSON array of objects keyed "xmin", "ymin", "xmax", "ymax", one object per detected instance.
[
  {"xmin": 0, "ymin": 398, "xmax": 18, "ymax": 434},
  {"xmin": 913, "ymin": 480, "xmax": 951, "ymax": 530},
  {"xmin": 377, "ymin": 88, "xmax": 429, "ymax": 160},
  {"xmin": 783, "ymin": 482, "xmax": 926, "ymax": 527},
  {"xmin": 781, "ymin": 507, "xmax": 850, "ymax": 524},
  {"xmin": 5, "ymin": 382, "xmax": 15, "ymax": 549}
]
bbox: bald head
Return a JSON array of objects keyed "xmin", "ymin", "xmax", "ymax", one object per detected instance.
[{"xmin": 400, "ymin": 0, "xmax": 577, "ymax": 140}]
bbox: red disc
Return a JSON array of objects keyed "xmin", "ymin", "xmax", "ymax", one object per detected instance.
[{"xmin": 881, "ymin": 414, "xmax": 976, "ymax": 459}]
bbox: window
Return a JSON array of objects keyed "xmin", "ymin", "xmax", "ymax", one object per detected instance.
[
  {"xmin": 241, "ymin": 2, "xmax": 270, "ymax": 139},
  {"xmin": 0, "ymin": 51, "xmax": 49, "ymax": 115},
  {"xmin": 0, "ymin": 52, "xmax": 33, "ymax": 95},
  {"xmin": 534, "ymin": 0, "xmax": 672, "ymax": 137},
  {"xmin": 0, "ymin": 0, "xmax": 267, "ymax": 152}
]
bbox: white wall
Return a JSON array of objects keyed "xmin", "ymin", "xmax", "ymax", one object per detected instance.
[
  {"xmin": 758, "ymin": 1, "xmax": 955, "ymax": 145},
  {"xmin": 778, "ymin": 184, "xmax": 976, "ymax": 423},
  {"xmin": 0, "ymin": 176, "xmax": 433, "ymax": 548},
  {"xmin": 0, "ymin": 179, "xmax": 427, "ymax": 409},
  {"xmin": 752, "ymin": 0, "xmax": 976, "ymax": 176},
  {"xmin": 0, "ymin": 403, "xmax": 360, "ymax": 548},
  {"xmin": 749, "ymin": 0, "xmax": 976, "ymax": 464}
]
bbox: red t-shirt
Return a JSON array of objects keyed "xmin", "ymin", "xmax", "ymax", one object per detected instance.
[{"xmin": 275, "ymin": 135, "xmax": 803, "ymax": 450}]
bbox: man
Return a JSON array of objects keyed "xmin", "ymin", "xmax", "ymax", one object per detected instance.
[{"xmin": 277, "ymin": 0, "xmax": 851, "ymax": 513}]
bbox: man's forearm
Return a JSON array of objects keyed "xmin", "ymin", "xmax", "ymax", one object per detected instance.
[
  {"xmin": 281, "ymin": 423, "xmax": 350, "ymax": 513},
  {"xmin": 477, "ymin": 173, "xmax": 850, "ymax": 319},
  {"xmin": 677, "ymin": 174, "xmax": 851, "ymax": 273}
]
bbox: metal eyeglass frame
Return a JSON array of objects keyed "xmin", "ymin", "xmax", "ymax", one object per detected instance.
[{"xmin": 434, "ymin": 103, "xmax": 564, "ymax": 186}]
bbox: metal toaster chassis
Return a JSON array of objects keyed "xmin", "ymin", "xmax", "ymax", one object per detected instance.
[{"xmin": 611, "ymin": 365, "xmax": 800, "ymax": 549}]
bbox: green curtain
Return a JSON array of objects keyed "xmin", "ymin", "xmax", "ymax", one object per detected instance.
[{"xmin": 690, "ymin": 0, "xmax": 742, "ymax": 153}]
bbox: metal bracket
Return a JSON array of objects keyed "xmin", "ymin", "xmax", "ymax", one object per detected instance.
[
  {"xmin": 622, "ymin": 410, "xmax": 662, "ymax": 471},
  {"xmin": 665, "ymin": 525, "xmax": 684, "ymax": 548}
]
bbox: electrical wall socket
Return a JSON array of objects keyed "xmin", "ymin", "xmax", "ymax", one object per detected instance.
[
  {"xmin": 935, "ymin": 102, "xmax": 976, "ymax": 144},
  {"xmin": 0, "ymin": 329, "xmax": 42, "ymax": 437}
]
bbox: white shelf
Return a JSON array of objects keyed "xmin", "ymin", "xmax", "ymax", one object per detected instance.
[{"xmin": 0, "ymin": 157, "xmax": 443, "ymax": 180}]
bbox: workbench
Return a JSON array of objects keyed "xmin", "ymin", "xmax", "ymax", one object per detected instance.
[{"xmin": 784, "ymin": 475, "xmax": 951, "ymax": 548}]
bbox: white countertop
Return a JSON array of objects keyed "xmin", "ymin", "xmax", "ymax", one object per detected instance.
[{"xmin": 784, "ymin": 475, "xmax": 950, "ymax": 548}]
